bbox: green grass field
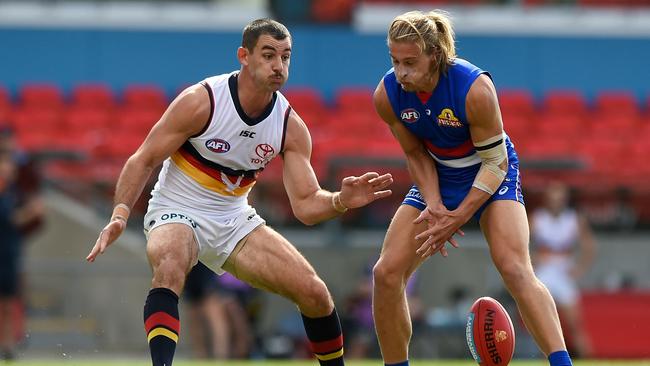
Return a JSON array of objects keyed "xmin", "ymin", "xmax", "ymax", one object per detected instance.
[{"xmin": 6, "ymin": 360, "xmax": 650, "ymax": 366}]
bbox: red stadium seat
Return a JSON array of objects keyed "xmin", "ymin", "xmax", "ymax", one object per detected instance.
[
  {"xmin": 334, "ymin": 87, "xmax": 375, "ymax": 113},
  {"xmin": 11, "ymin": 107, "xmax": 62, "ymax": 134},
  {"xmin": 536, "ymin": 111, "xmax": 586, "ymax": 138},
  {"xmin": 71, "ymin": 83, "xmax": 116, "ymax": 109},
  {"xmin": 594, "ymin": 90, "xmax": 639, "ymax": 115},
  {"xmin": 63, "ymin": 106, "xmax": 112, "ymax": 132},
  {"xmin": 542, "ymin": 90, "xmax": 588, "ymax": 117},
  {"xmin": 19, "ymin": 84, "xmax": 64, "ymax": 109},
  {"xmin": 122, "ymin": 84, "xmax": 167, "ymax": 110},
  {"xmin": 282, "ymin": 87, "xmax": 328, "ymax": 115},
  {"xmin": 115, "ymin": 107, "xmax": 163, "ymax": 136},
  {"xmin": 498, "ymin": 89, "xmax": 537, "ymax": 117}
]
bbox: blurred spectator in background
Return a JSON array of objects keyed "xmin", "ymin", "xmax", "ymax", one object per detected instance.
[
  {"xmin": 0, "ymin": 150, "xmax": 20, "ymax": 361},
  {"xmin": 0, "ymin": 126, "xmax": 44, "ymax": 360},
  {"xmin": 184, "ymin": 262, "xmax": 261, "ymax": 360},
  {"xmin": 217, "ymin": 272, "xmax": 261, "ymax": 359},
  {"xmin": 184, "ymin": 262, "xmax": 229, "ymax": 359},
  {"xmin": 531, "ymin": 182, "xmax": 596, "ymax": 358},
  {"xmin": 341, "ymin": 261, "xmax": 423, "ymax": 359}
]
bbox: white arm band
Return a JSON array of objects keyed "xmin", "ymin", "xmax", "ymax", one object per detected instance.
[{"xmin": 472, "ymin": 134, "xmax": 508, "ymax": 195}]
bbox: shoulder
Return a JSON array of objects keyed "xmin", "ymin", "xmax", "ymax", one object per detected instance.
[
  {"xmin": 466, "ymin": 73, "xmax": 498, "ymax": 115},
  {"xmin": 283, "ymin": 108, "xmax": 311, "ymax": 153}
]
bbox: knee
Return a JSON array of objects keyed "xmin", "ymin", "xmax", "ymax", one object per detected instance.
[
  {"xmin": 151, "ymin": 257, "xmax": 187, "ymax": 292},
  {"xmin": 295, "ymin": 275, "xmax": 333, "ymax": 316},
  {"xmin": 373, "ymin": 260, "xmax": 406, "ymax": 293},
  {"xmin": 496, "ymin": 260, "xmax": 536, "ymax": 293}
]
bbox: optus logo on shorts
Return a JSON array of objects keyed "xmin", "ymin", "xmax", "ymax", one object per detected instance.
[
  {"xmin": 160, "ymin": 213, "xmax": 198, "ymax": 228},
  {"xmin": 400, "ymin": 108, "xmax": 420, "ymax": 123},
  {"xmin": 206, "ymin": 139, "xmax": 230, "ymax": 153}
]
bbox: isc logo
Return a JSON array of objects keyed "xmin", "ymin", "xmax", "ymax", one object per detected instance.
[
  {"xmin": 400, "ymin": 108, "xmax": 420, "ymax": 123},
  {"xmin": 205, "ymin": 139, "xmax": 230, "ymax": 153}
]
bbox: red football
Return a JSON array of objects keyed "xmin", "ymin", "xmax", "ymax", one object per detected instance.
[{"xmin": 466, "ymin": 297, "xmax": 515, "ymax": 366}]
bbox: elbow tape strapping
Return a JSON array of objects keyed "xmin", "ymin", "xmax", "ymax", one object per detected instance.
[{"xmin": 472, "ymin": 134, "xmax": 508, "ymax": 195}]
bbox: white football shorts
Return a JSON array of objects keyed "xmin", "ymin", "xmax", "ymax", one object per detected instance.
[{"xmin": 143, "ymin": 204, "xmax": 265, "ymax": 275}]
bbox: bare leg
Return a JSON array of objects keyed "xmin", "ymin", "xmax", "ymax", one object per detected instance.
[
  {"xmin": 223, "ymin": 297, "xmax": 253, "ymax": 358},
  {"xmin": 480, "ymin": 201, "xmax": 566, "ymax": 355},
  {"xmin": 558, "ymin": 303, "xmax": 591, "ymax": 358},
  {"xmin": 372, "ymin": 205, "xmax": 426, "ymax": 364},
  {"xmin": 0, "ymin": 299, "xmax": 14, "ymax": 354},
  {"xmin": 223, "ymin": 225, "xmax": 333, "ymax": 316},
  {"xmin": 223, "ymin": 225, "xmax": 344, "ymax": 365},
  {"xmin": 144, "ymin": 223, "xmax": 198, "ymax": 366},
  {"xmin": 186, "ymin": 303, "xmax": 209, "ymax": 359},
  {"xmin": 146, "ymin": 223, "xmax": 198, "ymax": 295},
  {"xmin": 201, "ymin": 293, "xmax": 230, "ymax": 359}
]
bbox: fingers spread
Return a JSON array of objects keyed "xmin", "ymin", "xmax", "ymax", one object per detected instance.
[{"xmin": 373, "ymin": 190, "xmax": 392, "ymax": 199}]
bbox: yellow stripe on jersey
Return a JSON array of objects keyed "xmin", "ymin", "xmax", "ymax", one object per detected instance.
[
  {"xmin": 171, "ymin": 152, "xmax": 255, "ymax": 197},
  {"xmin": 147, "ymin": 327, "xmax": 179, "ymax": 343},
  {"xmin": 315, "ymin": 348, "xmax": 344, "ymax": 361}
]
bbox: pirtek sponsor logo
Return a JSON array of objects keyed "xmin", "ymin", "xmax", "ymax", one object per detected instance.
[
  {"xmin": 484, "ymin": 309, "xmax": 502, "ymax": 364},
  {"xmin": 160, "ymin": 213, "xmax": 198, "ymax": 228}
]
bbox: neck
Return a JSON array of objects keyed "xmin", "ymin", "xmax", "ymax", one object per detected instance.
[{"xmin": 237, "ymin": 70, "xmax": 274, "ymax": 118}]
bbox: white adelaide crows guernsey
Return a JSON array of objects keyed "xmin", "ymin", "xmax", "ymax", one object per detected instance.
[{"xmin": 150, "ymin": 71, "xmax": 291, "ymax": 213}]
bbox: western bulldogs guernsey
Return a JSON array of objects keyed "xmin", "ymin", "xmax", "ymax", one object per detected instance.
[
  {"xmin": 149, "ymin": 72, "xmax": 290, "ymax": 215},
  {"xmin": 383, "ymin": 59, "xmax": 523, "ymax": 218}
]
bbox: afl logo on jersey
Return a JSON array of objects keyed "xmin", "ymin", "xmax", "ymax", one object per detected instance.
[
  {"xmin": 205, "ymin": 139, "xmax": 230, "ymax": 153},
  {"xmin": 400, "ymin": 108, "xmax": 420, "ymax": 123}
]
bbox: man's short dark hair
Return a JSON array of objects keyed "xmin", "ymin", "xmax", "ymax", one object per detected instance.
[{"xmin": 242, "ymin": 18, "xmax": 291, "ymax": 51}]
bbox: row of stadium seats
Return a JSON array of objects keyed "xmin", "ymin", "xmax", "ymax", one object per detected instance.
[
  {"xmin": 1, "ymin": 83, "xmax": 650, "ymax": 191},
  {"xmin": 3, "ymin": 84, "xmax": 650, "ymax": 115}
]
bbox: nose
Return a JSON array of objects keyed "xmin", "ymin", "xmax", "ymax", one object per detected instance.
[
  {"xmin": 272, "ymin": 56, "xmax": 282, "ymax": 71},
  {"xmin": 396, "ymin": 66, "xmax": 407, "ymax": 79}
]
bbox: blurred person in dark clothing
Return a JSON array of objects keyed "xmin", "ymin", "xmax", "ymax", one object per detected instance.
[
  {"xmin": 184, "ymin": 261, "xmax": 230, "ymax": 359},
  {"xmin": 0, "ymin": 150, "xmax": 20, "ymax": 360},
  {"xmin": 0, "ymin": 127, "xmax": 44, "ymax": 360}
]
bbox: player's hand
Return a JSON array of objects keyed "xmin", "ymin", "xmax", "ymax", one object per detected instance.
[
  {"xmin": 339, "ymin": 172, "xmax": 393, "ymax": 209},
  {"xmin": 413, "ymin": 204, "xmax": 465, "ymax": 258},
  {"xmin": 86, "ymin": 218, "xmax": 126, "ymax": 262}
]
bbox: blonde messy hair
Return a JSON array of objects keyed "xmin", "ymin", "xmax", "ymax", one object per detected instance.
[{"xmin": 387, "ymin": 10, "xmax": 456, "ymax": 74}]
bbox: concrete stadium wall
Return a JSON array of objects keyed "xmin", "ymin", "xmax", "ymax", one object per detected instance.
[{"xmin": 2, "ymin": 26, "xmax": 650, "ymax": 101}]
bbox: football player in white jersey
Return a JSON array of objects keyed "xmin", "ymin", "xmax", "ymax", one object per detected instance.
[
  {"xmin": 86, "ymin": 18, "xmax": 393, "ymax": 366},
  {"xmin": 531, "ymin": 182, "xmax": 596, "ymax": 357}
]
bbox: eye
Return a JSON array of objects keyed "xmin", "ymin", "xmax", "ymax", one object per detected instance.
[
  {"xmin": 263, "ymin": 54, "xmax": 273, "ymax": 60},
  {"xmin": 282, "ymin": 55, "xmax": 290, "ymax": 61}
]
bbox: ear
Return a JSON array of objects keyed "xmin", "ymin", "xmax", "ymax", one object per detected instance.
[{"xmin": 237, "ymin": 46, "xmax": 249, "ymax": 66}]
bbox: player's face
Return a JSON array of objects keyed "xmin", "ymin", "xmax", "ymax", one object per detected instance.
[
  {"xmin": 246, "ymin": 34, "xmax": 292, "ymax": 92},
  {"xmin": 389, "ymin": 41, "xmax": 437, "ymax": 92}
]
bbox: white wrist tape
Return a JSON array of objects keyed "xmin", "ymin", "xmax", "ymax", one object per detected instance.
[{"xmin": 472, "ymin": 134, "xmax": 508, "ymax": 195}]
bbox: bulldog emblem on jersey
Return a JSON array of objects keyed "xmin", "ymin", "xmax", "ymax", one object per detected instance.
[
  {"xmin": 437, "ymin": 108, "xmax": 463, "ymax": 128},
  {"xmin": 400, "ymin": 108, "xmax": 420, "ymax": 123}
]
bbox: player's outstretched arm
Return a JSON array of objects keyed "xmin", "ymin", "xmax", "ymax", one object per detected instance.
[
  {"xmin": 86, "ymin": 84, "xmax": 211, "ymax": 262},
  {"xmin": 281, "ymin": 110, "xmax": 393, "ymax": 226}
]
